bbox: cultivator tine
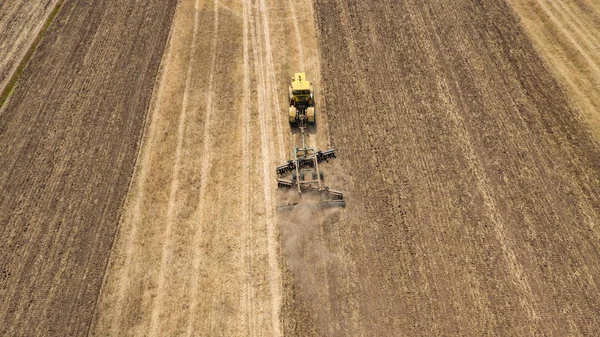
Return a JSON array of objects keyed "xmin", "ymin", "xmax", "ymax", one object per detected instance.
[
  {"xmin": 277, "ymin": 179, "xmax": 294, "ymax": 189},
  {"xmin": 299, "ymin": 184, "xmax": 321, "ymax": 194},
  {"xmin": 317, "ymin": 149, "xmax": 336, "ymax": 163},
  {"xmin": 320, "ymin": 199, "xmax": 346, "ymax": 208},
  {"xmin": 276, "ymin": 203, "xmax": 299, "ymax": 212},
  {"xmin": 325, "ymin": 188, "xmax": 344, "ymax": 200},
  {"xmin": 276, "ymin": 161, "xmax": 295, "ymax": 175}
]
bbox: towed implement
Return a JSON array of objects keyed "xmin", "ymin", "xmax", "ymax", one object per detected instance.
[{"xmin": 277, "ymin": 73, "xmax": 344, "ymax": 211}]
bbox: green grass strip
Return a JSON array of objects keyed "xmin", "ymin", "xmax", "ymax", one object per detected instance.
[{"xmin": 0, "ymin": 0, "xmax": 65, "ymax": 110}]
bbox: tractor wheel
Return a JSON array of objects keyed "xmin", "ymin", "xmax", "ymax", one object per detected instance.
[
  {"xmin": 307, "ymin": 107, "xmax": 316, "ymax": 124},
  {"xmin": 289, "ymin": 106, "xmax": 297, "ymax": 124}
]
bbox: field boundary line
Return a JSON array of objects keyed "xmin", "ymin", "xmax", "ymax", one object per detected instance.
[{"xmin": 0, "ymin": 0, "xmax": 65, "ymax": 111}]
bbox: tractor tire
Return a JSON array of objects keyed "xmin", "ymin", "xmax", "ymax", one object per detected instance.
[
  {"xmin": 289, "ymin": 106, "xmax": 297, "ymax": 124},
  {"xmin": 307, "ymin": 107, "xmax": 316, "ymax": 124}
]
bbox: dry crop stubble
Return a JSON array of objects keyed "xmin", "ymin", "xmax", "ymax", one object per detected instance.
[
  {"xmin": 93, "ymin": 0, "xmax": 320, "ymax": 335},
  {"xmin": 507, "ymin": 0, "xmax": 600, "ymax": 140}
]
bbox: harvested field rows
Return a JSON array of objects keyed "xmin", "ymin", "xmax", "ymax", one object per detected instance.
[
  {"xmin": 0, "ymin": 1, "xmax": 177, "ymax": 335},
  {"xmin": 0, "ymin": 0, "xmax": 60, "ymax": 101},
  {"xmin": 91, "ymin": 0, "xmax": 329, "ymax": 335},
  {"xmin": 304, "ymin": 0, "xmax": 600, "ymax": 335},
  {"xmin": 508, "ymin": 0, "xmax": 600, "ymax": 140}
]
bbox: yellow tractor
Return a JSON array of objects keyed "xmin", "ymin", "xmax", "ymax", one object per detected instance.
[{"xmin": 288, "ymin": 73, "xmax": 315, "ymax": 126}]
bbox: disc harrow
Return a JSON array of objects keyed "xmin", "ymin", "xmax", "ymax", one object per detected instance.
[{"xmin": 276, "ymin": 74, "xmax": 345, "ymax": 211}]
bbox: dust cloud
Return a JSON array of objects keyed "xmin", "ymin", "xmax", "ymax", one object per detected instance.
[{"xmin": 278, "ymin": 192, "xmax": 345, "ymax": 334}]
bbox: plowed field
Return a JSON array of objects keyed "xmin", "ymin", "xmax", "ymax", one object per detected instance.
[
  {"xmin": 310, "ymin": 0, "xmax": 600, "ymax": 335},
  {"xmin": 0, "ymin": 1, "xmax": 176, "ymax": 335},
  {"xmin": 1, "ymin": 0, "xmax": 600, "ymax": 336}
]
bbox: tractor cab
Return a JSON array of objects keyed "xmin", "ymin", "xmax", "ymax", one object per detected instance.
[
  {"xmin": 289, "ymin": 73, "xmax": 313, "ymax": 109},
  {"xmin": 288, "ymin": 73, "xmax": 316, "ymax": 125}
]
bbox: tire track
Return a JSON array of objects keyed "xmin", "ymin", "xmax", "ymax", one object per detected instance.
[
  {"xmin": 146, "ymin": 1, "xmax": 202, "ymax": 335},
  {"xmin": 186, "ymin": 0, "xmax": 219, "ymax": 335},
  {"xmin": 257, "ymin": 0, "xmax": 286, "ymax": 162},
  {"xmin": 533, "ymin": 0, "xmax": 600, "ymax": 77},
  {"xmin": 549, "ymin": 0, "xmax": 600, "ymax": 51},
  {"xmin": 286, "ymin": 0, "xmax": 305, "ymax": 71},
  {"xmin": 241, "ymin": 1, "xmax": 257, "ymax": 335},
  {"xmin": 249, "ymin": 0, "xmax": 282, "ymax": 334}
]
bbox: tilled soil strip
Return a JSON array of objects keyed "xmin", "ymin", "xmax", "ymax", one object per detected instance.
[{"xmin": 0, "ymin": 1, "xmax": 177, "ymax": 335}]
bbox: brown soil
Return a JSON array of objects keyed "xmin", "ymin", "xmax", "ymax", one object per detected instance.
[
  {"xmin": 0, "ymin": 1, "xmax": 177, "ymax": 335},
  {"xmin": 306, "ymin": 0, "xmax": 600, "ymax": 335}
]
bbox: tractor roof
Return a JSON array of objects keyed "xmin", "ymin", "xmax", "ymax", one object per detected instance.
[{"xmin": 291, "ymin": 72, "xmax": 311, "ymax": 90}]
